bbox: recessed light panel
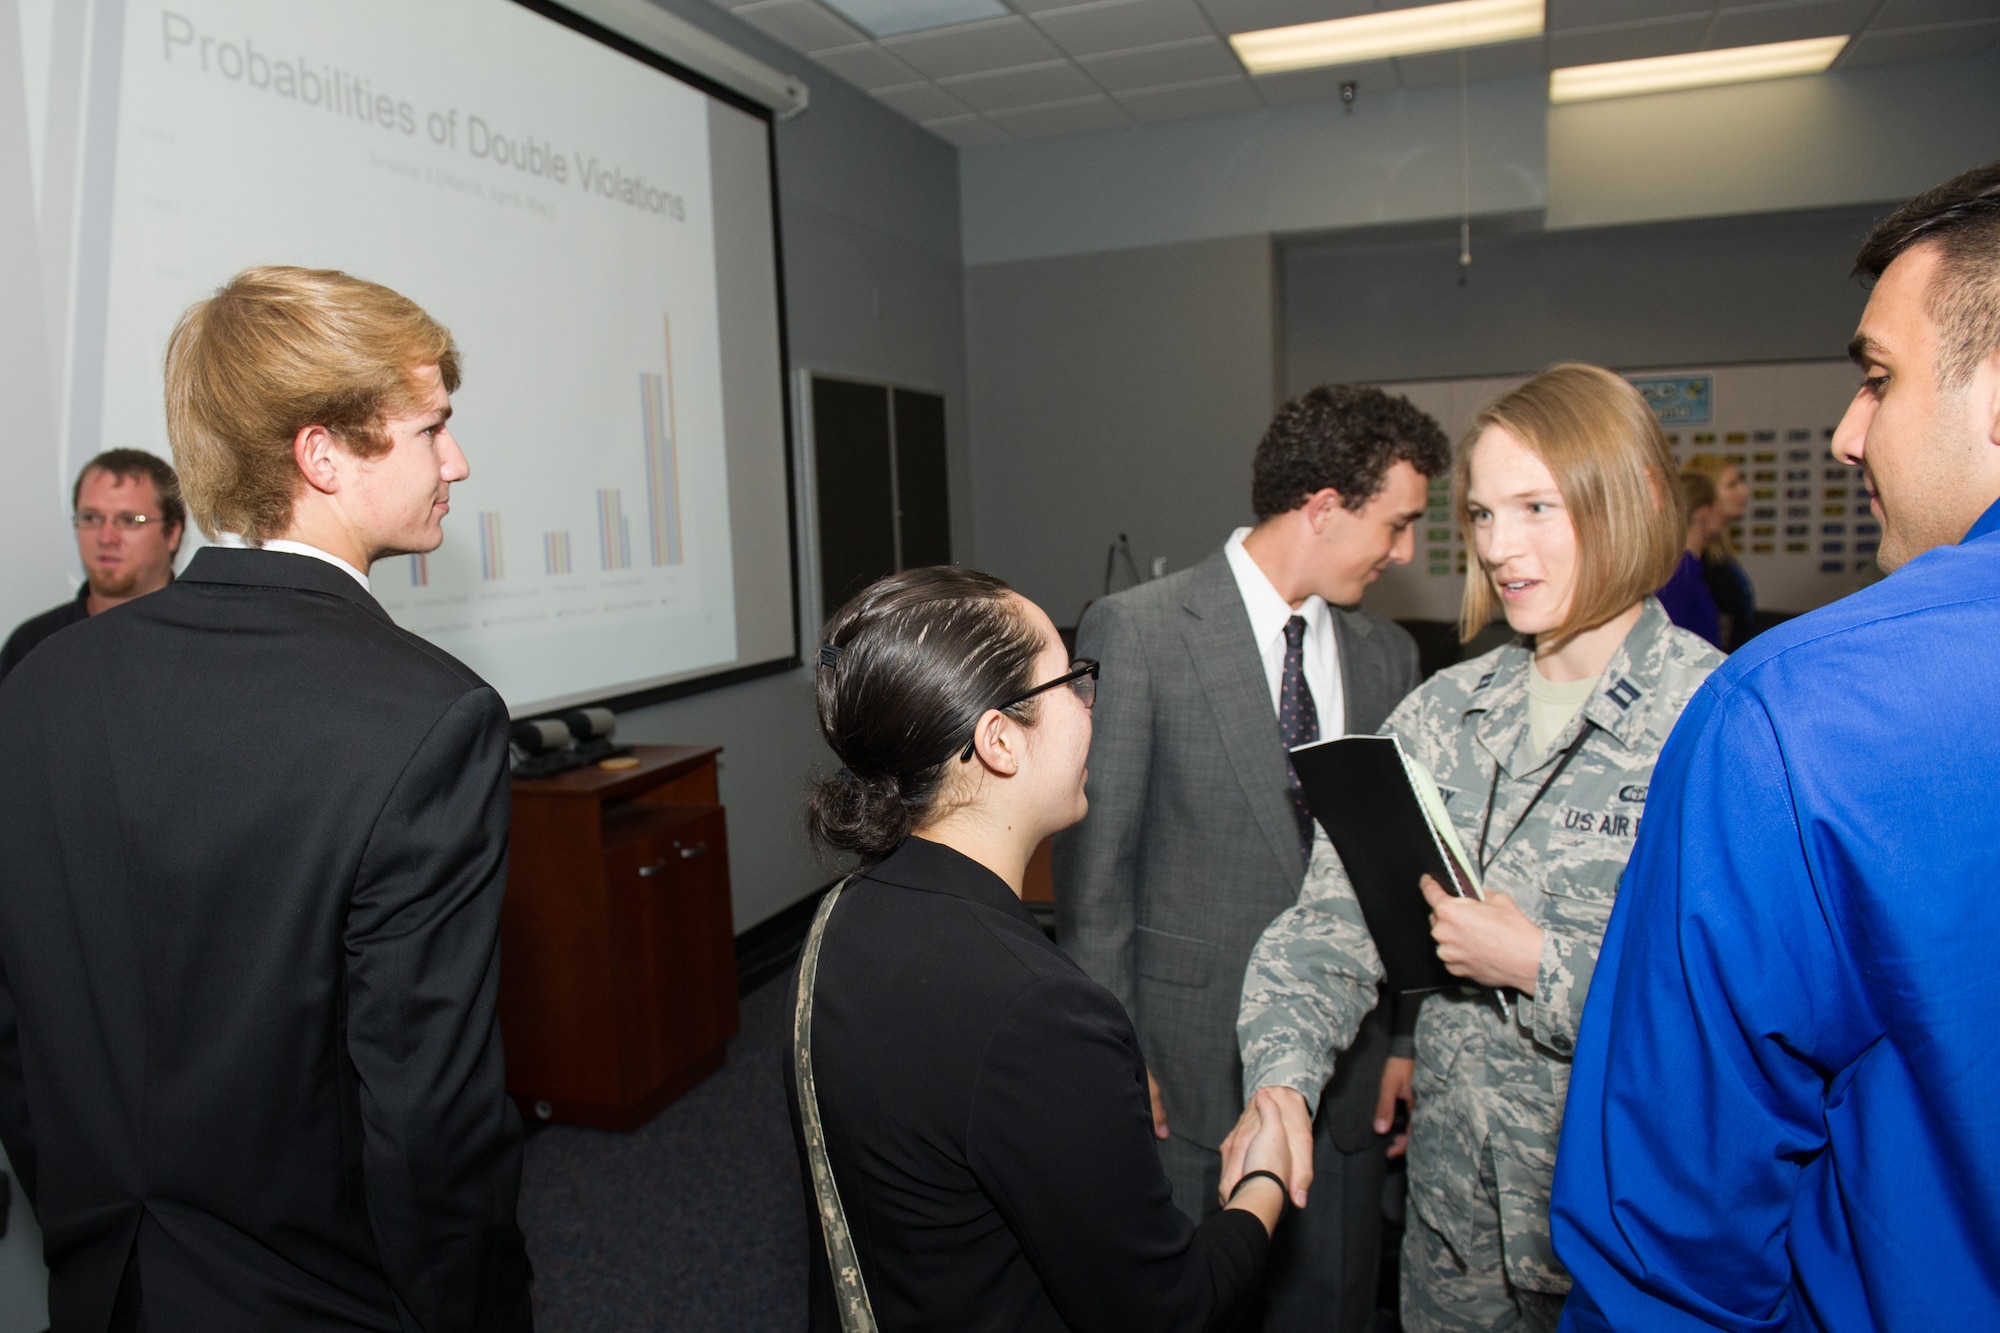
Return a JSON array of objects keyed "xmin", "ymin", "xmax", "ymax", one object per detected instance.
[
  {"xmin": 1550, "ymin": 36, "xmax": 1848, "ymax": 103},
  {"xmin": 819, "ymin": 0, "xmax": 1009, "ymax": 40},
  {"xmin": 1229, "ymin": 0, "xmax": 1545, "ymax": 76}
]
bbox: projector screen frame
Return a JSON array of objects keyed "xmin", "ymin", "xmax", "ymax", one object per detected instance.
[{"xmin": 501, "ymin": 0, "xmax": 805, "ymax": 715}]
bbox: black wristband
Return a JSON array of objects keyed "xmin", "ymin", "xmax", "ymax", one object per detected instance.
[{"xmin": 1228, "ymin": 1169, "xmax": 1288, "ymax": 1209}]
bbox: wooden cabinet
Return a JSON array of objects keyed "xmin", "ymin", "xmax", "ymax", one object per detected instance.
[{"xmin": 499, "ymin": 744, "xmax": 739, "ymax": 1131}]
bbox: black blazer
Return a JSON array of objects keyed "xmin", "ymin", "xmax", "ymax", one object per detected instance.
[
  {"xmin": 787, "ymin": 837, "xmax": 1269, "ymax": 1332},
  {"xmin": 0, "ymin": 548, "xmax": 531, "ymax": 1333}
]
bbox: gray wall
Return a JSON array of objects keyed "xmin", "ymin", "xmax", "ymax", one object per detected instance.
[
  {"xmin": 1546, "ymin": 54, "xmax": 2000, "ymax": 229},
  {"xmin": 618, "ymin": 0, "xmax": 971, "ymax": 931},
  {"xmin": 961, "ymin": 75, "xmax": 1548, "ymax": 266},
  {"xmin": 1282, "ymin": 204, "xmax": 1884, "ymax": 391},
  {"xmin": 966, "ymin": 235, "xmax": 1277, "ymax": 625}
]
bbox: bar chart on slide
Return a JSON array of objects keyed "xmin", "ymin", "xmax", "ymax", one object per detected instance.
[
  {"xmin": 374, "ymin": 310, "xmax": 720, "ymax": 691},
  {"xmin": 405, "ymin": 316, "xmax": 687, "ymax": 588},
  {"xmin": 642, "ymin": 317, "xmax": 685, "ymax": 567}
]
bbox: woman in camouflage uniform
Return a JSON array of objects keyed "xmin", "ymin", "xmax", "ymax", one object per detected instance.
[{"xmin": 1230, "ymin": 365, "xmax": 1723, "ymax": 1332}]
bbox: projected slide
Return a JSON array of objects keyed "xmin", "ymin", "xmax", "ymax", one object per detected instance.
[{"xmin": 30, "ymin": 0, "xmax": 765, "ymax": 711}]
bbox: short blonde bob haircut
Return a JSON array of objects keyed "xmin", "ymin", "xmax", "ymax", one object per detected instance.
[
  {"xmin": 164, "ymin": 266, "xmax": 460, "ymax": 542},
  {"xmin": 1456, "ymin": 363, "xmax": 1684, "ymax": 646}
]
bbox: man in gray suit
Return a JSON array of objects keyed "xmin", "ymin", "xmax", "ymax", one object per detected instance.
[{"xmin": 1056, "ymin": 384, "xmax": 1449, "ymax": 1331}]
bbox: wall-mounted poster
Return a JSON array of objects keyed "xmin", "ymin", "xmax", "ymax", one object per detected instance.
[{"xmin": 1630, "ymin": 374, "xmax": 1714, "ymax": 425}]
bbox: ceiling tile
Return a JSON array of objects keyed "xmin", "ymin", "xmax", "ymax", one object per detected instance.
[
  {"xmin": 1080, "ymin": 37, "xmax": 1246, "ymax": 88},
  {"xmin": 1549, "ymin": 14, "xmax": 1709, "ymax": 65},
  {"xmin": 821, "ymin": 0, "xmax": 1011, "ymax": 38},
  {"xmin": 1197, "ymin": 0, "xmax": 1378, "ymax": 36},
  {"xmin": 734, "ymin": 0, "xmax": 871, "ymax": 53},
  {"xmin": 1841, "ymin": 16, "xmax": 2000, "ymax": 61},
  {"xmin": 943, "ymin": 60, "xmax": 1102, "ymax": 109},
  {"xmin": 1549, "ymin": 0, "xmax": 1709, "ymax": 31},
  {"xmin": 882, "ymin": 17, "xmax": 1066, "ymax": 78},
  {"xmin": 923, "ymin": 114, "xmax": 1015, "ymax": 145},
  {"xmin": 987, "ymin": 94, "xmax": 1136, "ymax": 135},
  {"xmin": 1707, "ymin": 0, "xmax": 1873, "ymax": 47},
  {"xmin": 1117, "ymin": 73, "xmax": 1265, "ymax": 118},
  {"xmin": 1253, "ymin": 58, "xmax": 1395, "ymax": 102},
  {"xmin": 872, "ymin": 81, "xmax": 977, "ymax": 118},
  {"xmin": 813, "ymin": 42, "xmax": 928, "ymax": 89},
  {"xmin": 1393, "ymin": 35, "xmax": 1546, "ymax": 84},
  {"xmin": 1872, "ymin": 0, "xmax": 2000, "ymax": 28},
  {"xmin": 1032, "ymin": 0, "xmax": 1219, "ymax": 57}
]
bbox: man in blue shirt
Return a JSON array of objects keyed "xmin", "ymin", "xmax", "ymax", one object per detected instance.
[{"xmin": 1551, "ymin": 161, "xmax": 2000, "ymax": 1329}]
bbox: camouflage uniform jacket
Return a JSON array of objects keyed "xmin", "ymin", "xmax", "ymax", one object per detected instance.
[{"xmin": 1240, "ymin": 598, "xmax": 1719, "ymax": 1296}]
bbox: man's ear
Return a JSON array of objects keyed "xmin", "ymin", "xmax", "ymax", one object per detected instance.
[
  {"xmin": 166, "ymin": 523, "xmax": 184, "ymax": 559},
  {"xmin": 1303, "ymin": 488, "xmax": 1346, "ymax": 532},
  {"xmin": 1980, "ymin": 343, "xmax": 2000, "ymax": 449},
  {"xmin": 293, "ymin": 425, "xmax": 342, "ymax": 497}
]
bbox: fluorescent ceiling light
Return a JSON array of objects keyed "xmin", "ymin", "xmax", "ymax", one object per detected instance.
[
  {"xmin": 1229, "ymin": 0, "xmax": 1544, "ymax": 76},
  {"xmin": 820, "ymin": 0, "xmax": 1007, "ymax": 39},
  {"xmin": 1550, "ymin": 36, "xmax": 1848, "ymax": 103}
]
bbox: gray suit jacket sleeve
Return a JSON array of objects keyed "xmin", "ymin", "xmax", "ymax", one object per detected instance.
[{"xmin": 1054, "ymin": 597, "xmax": 1153, "ymax": 1032}]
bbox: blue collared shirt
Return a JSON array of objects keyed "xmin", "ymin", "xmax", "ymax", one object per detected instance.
[{"xmin": 1553, "ymin": 496, "xmax": 2000, "ymax": 1331}]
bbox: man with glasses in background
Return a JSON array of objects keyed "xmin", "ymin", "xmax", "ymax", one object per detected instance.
[{"xmin": 0, "ymin": 450, "xmax": 185, "ymax": 680}]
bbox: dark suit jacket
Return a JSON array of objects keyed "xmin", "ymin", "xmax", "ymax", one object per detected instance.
[
  {"xmin": 0, "ymin": 585, "xmax": 90, "ymax": 682},
  {"xmin": 1055, "ymin": 549, "xmax": 1422, "ymax": 1153},
  {"xmin": 0, "ymin": 548, "xmax": 531, "ymax": 1333},
  {"xmin": 788, "ymin": 837, "xmax": 1269, "ymax": 1332}
]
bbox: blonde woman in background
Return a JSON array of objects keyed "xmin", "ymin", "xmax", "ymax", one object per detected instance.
[
  {"xmin": 1681, "ymin": 453, "xmax": 1755, "ymax": 649},
  {"xmin": 1229, "ymin": 364, "xmax": 1723, "ymax": 1332}
]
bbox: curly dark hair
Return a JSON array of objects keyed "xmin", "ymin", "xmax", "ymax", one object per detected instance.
[
  {"xmin": 1250, "ymin": 384, "xmax": 1450, "ymax": 520},
  {"xmin": 1854, "ymin": 160, "xmax": 2000, "ymax": 389}
]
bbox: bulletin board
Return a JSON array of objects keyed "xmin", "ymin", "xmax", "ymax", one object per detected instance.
[{"xmin": 1361, "ymin": 361, "xmax": 1879, "ymax": 623}]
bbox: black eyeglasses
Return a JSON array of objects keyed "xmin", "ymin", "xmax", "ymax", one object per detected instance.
[{"xmin": 959, "ymin": 659, "xmax": 1099, "ymax": 762}]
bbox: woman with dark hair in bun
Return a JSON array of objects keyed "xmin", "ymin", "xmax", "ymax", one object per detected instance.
[{"xmin": 788, "ymin": 566, "xmax": 1297, "ymax": 1332}]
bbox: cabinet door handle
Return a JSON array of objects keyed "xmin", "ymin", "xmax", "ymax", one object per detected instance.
[
  {"xmin": 638, "ymin": 862, "xmax": 669, "ymax": 878},
  {"xmin": 676, "ymin": 842, "xmax": 708, "ymax": 860}
]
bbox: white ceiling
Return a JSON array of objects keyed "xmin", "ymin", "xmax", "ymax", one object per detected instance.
[{"xmin": 710, "ymin": 0, "xmax": 2000, "ymax": 144}]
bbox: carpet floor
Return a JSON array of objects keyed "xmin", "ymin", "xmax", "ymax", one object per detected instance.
[{"xmin": 521, "ymin": 975, "xmax": 808, "ymax": 1332}]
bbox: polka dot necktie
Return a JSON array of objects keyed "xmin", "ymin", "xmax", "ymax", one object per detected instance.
[{"xmin": 1279, "ymin": 615, "xmax": 1320, "ymax": 859}]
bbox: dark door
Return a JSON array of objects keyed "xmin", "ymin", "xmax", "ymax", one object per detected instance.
[
  {"xmin": 813, "ymin": 377, "xmax": 896, "ymax": 621},
  {"xmin": 812, "ymin": 377, "xmax": 953, "ymax": 621},
  {"xmin": 893, "ymin": 389, "xmax": 951, "ymax": 569}
]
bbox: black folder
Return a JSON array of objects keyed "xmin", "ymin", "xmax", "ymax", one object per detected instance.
[{"xmin": 1289, "ymin": 734, "xmax": 1478, "ymax": 998}]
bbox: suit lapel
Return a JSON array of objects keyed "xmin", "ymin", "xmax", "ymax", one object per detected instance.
[
  {"xmin": 1331, "ymin": 609, "xmax": 1371, "ymax": 734},
  {"xmin": 1180, "ymin": 553, "xmax": 1304, "ymax": 884}
]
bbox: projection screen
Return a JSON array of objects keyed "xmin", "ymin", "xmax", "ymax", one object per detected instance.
[{"xmin": 8, "ymin": 0, "xmax": 796, "ymax": 714}]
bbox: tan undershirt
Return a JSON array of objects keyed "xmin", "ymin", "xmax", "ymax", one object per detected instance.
[{"xmin": 1526, "ymin": 663, "xmax": 1600, "ymax": 754}]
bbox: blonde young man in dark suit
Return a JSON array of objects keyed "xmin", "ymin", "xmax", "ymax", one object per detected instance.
[
  {"xmin": 0, "ymin": 268, "xmax": 530, "ymax": 1331},
  {"xmin": 1056, "ymin": 385, "xmax": 1448, "ymax": 1331}
]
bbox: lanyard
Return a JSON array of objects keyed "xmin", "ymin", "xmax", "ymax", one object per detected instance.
[{"xmin": 1475, "ymin": 723, "xmax": 1595, "ymax": 876}]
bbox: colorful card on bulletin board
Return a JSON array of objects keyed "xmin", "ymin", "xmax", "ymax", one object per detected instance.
[{"xmin": 1631, "ymin": 374, "xmax": 1713, "ymax": 425}]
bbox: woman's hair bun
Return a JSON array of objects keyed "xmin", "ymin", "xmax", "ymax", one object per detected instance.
[{"xmin": 806, "ymin": 767, "xmax": 911, "ymax": 861}]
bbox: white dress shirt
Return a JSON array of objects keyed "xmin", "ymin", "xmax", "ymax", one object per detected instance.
[
  {"xmin": 1223, "ymin": 527, "xmax": 1345, "ymax": 735},
  {"xmin": 212, "ymin": 532, "xmax": 372, "ymax": 592}
]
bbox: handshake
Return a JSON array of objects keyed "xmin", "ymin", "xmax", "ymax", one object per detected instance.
[
  {"xmin": 1217, "ymin": 1055, "xmax": 1418, "ymax": 1213},
  {"xmin": 1218, "ymin": 1087, "xmax": 1314, "ymax": 1214}
]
